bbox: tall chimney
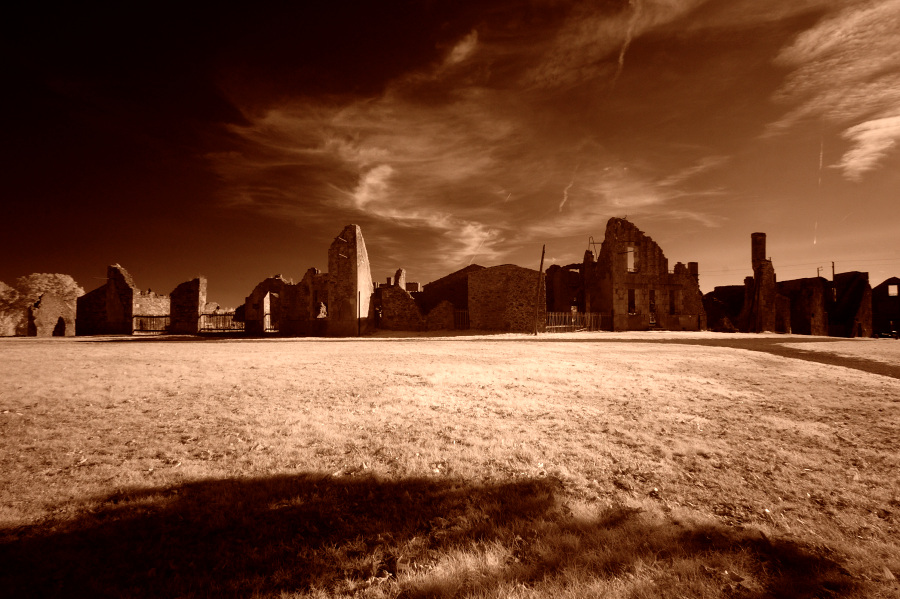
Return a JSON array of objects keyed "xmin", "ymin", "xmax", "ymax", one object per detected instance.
[{"xmin": 751, "ymin": 232, "xmax": 766, "ymax": 270}]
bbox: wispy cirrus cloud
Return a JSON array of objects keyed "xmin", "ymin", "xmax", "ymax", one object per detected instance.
[
  {"xmin": 213, "ymin": 4, "xmax": 742, "ymax": 276},
  {"xmin": 766, "ymin": 0, "xmax": 900, "ymax": 179}
]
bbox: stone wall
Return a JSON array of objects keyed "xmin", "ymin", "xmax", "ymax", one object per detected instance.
[
  {"xmin": 380, "ymin": 285, "xmax": 426, "ymax": 331},
  {"xmin": 586, "ymin": 218, "xmax": 705, "ymax": 331},
  {"xmin": 778, "ymin": 278, "xmax": 828, "ymax": 335},
  {"xmin": 170, "ymin": 277, "xmax": 207, "ymax": 334},
  {"xmin": 327, "ymin": 224, "xmax": 374, "ymax": 336},
  {"xmin": 468, "ymin": 264, "xmax": 545, "ymax": 332},
  {"xmin": 133, "ymin": 291, "xmax": 170, "ymax": 316},
  {"xmin": 830, "ymin": 272, "xmax": 872, "ymax": 337},
  {"xmin": 545, "ymin": 264, "xmax": 583, "ymax": 312},
  {"xmin": 418, "ymin": 264, "xmax": 484, "ymax": 314},
  {"xmin": 872, "ymin": 277, "xmax": 900, "ymax": 336},
  {"xmin": 76, "ymin": 264, "xmax": 139, "ymax": 335},
  {"xmin": 425, "ymin": 300, "xmax": 455, "ymax": 330},
  {"xmin": 27, "ymin": 293, "xmax": 75, "ymax": 336}
]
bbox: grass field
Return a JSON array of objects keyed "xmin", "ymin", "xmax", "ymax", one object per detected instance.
[{"xmin": 1, "ymin": 332, "xmax": 899, "ymax": 598}]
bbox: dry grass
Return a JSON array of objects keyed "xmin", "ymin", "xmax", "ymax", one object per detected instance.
[{"xmin": 1, "ymin": 332, "xmax": 899, "ymax": 598}]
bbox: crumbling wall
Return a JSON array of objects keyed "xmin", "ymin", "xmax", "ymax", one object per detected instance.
[
  {"xmin": 27, "ymin": 293, "xmax": 75, "ymax": 336},
  {"xmin": 587, "ymin": 218, "xmax": 704, "ymax": 331},
  {"xmin": 778, "ymin": 278, "xmax": 828, "ymax": 335},
  {"xmin": 380, "ymin": 284, "xmax": 426, "ymax": 331},
  {"xmin": 242, "ymin": 275, "xmax": 288, "ymax": 335},
  {"xmin": 545, "ymin": 264, "xmax": 583, "ymax": 312},
  {"xmin": 830, "ymin": 272, "xmax": 872, "ymax": 337},
  {"xmin": 425, "ymin": 300, "xmax": 455, "ymax": 330},
  {"xmin": 327, "ymin": 224, "xmax": 374, "ymax": 336},
  {"xmin": 872, "ymin": 276, "xmax": 900, "ymax": 336},
  {"xmin": 76, "ymin": 264, "xmax": 139, "ymax": 335},
  {"xmin": 170, "ymin": 277, "xmax": 207, "ymax": 334},
  {"xmin": 418, "ymin": 265, "xmax": 484, "ymax": 314},
  {"xmin": 133, "ymin": 291, "xmax": 169, "ymax": 316},
  {"xmin": 468, "ymin": 264, "xmax": 545, "ymax": 332}
]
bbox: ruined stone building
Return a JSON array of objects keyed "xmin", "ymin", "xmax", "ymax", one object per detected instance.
[
  {"xmin": 27, "ymin": 293, "xmax": 75, "ymax": 336},
  {"xmin": 373, "ymin": 268, "xmax": 455, "ymax": 332},
  {"xmin": 237, "ymin": 225, "xmax": 373, "ymax": 336},
  {"xmin": 546, "ymin": 218, "xmax": 705, "ymax": 331},
  {"xmin": 873, "ymin": 277, "xmax": 900, "ymax": 336},
  {"xmin": 705, "ymin": 234, "xmax": 790, "ymax": 334},
  {"xmin": 76, "ymin": 264, "xmax": 208, "ymax": 335},
  {"xmin": 703, "ymin": 233, "xmax": 873, "ymax": 337},
  {"xmin": 829, "ymin": 272, "xmax": 872, "ymax": 338}
]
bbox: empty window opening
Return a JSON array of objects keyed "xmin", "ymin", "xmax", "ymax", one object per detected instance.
[
  {"xmin": 626, "ymin": 246, "xmax": 635, "ymax": 272},
  {"xmin": 669, "ymin": 290, "xmax": 677, "ymax": 315},
  {"xmin": 890, "ymin": 284, "xmax": 898, "ymax": 297},
  {"xmin": 628, "ymin": 289, "xmax": 636, "ymax": 314},
  {"xmin": 649, "ymin": 290, "xmax": 656, "ymax": 313}
]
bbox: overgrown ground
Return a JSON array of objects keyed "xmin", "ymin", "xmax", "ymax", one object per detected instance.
[{"xmin": 1, "ymin": 332, "xmax": 899, "ymax": 598}]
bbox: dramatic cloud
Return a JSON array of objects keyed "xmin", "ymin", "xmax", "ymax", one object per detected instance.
[
  {"xmin": 835, "ymin": 116, "xmax": 900, "ymax": 180},
  {"xmin": 767, "ymin": 0, "xmax": 900, "ymax": 179}
]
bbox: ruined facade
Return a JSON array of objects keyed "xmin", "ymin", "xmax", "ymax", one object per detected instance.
[
  {"xmin": 76, "ymin": 265, "xmax": 165, "ymax": 335},
  {"xmin": 27, "ymin": 293, "xmax": 75, "ymax": 336},
  {"xmin": 704, "ymin": 233, "xmax": 873, "ymax": 337},
  {"xmin": 170, "ymin": 278, "xmax": 207, "ymax": 334},
  {"xmin": 829, "ymin": 272, "xmax": 872, "ymax": 338},
  {"xmin": 76, "ymin": 265, "xmax": 210, "ymax": 336},
  {"xmin": 235, "ymin": 225, "xmax": 373, "ymax": 337},
  {"xmin": 468, "ymin": 264, "xmax": 545, "ymax": 332},
  {"xmin": 873, "ymin": 277, "xmax": 900, "ymax": 336},
  {"xmin": 327, "ymin": 225, "xmax": 374, "ymax": 336},
  {"xmin": 571, "ymin": 218, "xmax": 705, "ymax": 331},
  {"xmin": 704, "ymin": 233, "xmax": 790, "ymax": 333},
  {"xmin": 417, "ymin": 265, "xmax": 484, "ymax": 315}
]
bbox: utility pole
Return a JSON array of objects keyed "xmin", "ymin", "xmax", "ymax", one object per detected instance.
[
  {"xmin": 533, "ymin": 244, "xmax": 546, "ymax": 336},
  {"xmin": 817, "ymin": 266, "xmax": 823, "ymax": 278},
  {"xmin": 832, "ymin": 261, "xmax": 835, "ymax": 280}
]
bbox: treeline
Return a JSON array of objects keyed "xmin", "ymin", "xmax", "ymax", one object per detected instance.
[{"xmin": 0, "ymin": 274, "xmax": 83, "ymax": 336}]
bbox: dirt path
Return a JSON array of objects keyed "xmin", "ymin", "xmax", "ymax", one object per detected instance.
[{"xmin": 527, "ymin": 336, "xmax": 900, "ymax": 380}]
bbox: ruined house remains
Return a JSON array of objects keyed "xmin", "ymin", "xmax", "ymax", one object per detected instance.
[
  {"xmin": 873, "ymin": 277, "xmax": 900, "ymax": 337},
  {"xmin": 546, "ymin": 218, "xmax": 705, "ymax": 331},
  {"xmin": 27, "ymin": 293, "xmax": 75, "ymax": 336},
  {"xmin": 237, "ymin": 225, "xmax": 373, "ymax": 336},
  {"xmin": 703, "ymin": 233, "xmax": 873, "ymax": 337},
  {"xmin": 76, "ymin": 264, "xmax": 209, "ymax": 335}
]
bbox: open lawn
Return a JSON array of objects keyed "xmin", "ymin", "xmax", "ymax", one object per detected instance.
[{"xmin": 1, "ymin": 332, "xmax": 899, "ymax": 598}]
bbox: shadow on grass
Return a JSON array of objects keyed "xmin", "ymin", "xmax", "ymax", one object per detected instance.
[{"xmin": 1, "ymin": 474, "xmax": 860, "ymax": 598}]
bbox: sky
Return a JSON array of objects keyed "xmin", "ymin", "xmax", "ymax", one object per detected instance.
[{"xmin": 4, "ymin": 0, "xmax": 899, "ymax": 308}]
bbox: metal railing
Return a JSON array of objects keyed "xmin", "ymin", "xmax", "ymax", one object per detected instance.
[
  {"xmin": 546, "ymin": 312, "xmax": 606, "ymax": 332},
  {"xmin": 199, "ymin": 312, "xmax": 244, "ymax": 333},
  {"xmin": 132, "ymin": 315, "xmax": 169, "ymax": 334}
]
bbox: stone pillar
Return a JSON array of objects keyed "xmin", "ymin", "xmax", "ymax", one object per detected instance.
[{"xmin": 327, "ymin": 224, "xmax": 374, "ymax": 336}]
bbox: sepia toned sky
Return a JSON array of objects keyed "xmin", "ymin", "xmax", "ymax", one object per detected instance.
[{"xmin": 5, "ymin": 1, "xmax": 899, "ymax": 307}]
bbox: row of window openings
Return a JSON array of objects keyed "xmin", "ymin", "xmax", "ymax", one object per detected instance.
[{"xmin": 628, "ymin": 289, "xmax": 678, "ymax": 316}]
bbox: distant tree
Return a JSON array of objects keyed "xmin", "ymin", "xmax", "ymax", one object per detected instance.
[
  {"xmin": 0, "ymin": 274, "xmax": 84, "ymax": 336},
  {"xmin": 14, "ymin": 273, "xmax": 84, "ymax": 304}
]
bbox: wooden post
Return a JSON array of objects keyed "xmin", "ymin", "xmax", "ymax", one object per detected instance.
[{"xmin": 533, "ymin": 244, "xmax": 546, "ymax": 336}]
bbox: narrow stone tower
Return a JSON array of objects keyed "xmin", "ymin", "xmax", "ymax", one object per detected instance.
[{"xmin": 327, "ymin": 225, "xmax": 374, "ymax": 336}]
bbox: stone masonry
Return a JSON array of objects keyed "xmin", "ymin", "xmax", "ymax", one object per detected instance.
[
  {"xmin": 583, "ymin": 218, "xmax": 705, "ymax": 331},
  {"xmin": 27, "ymin": 292, "xmax": 75, "ymax": 336},
  {"xmin": 327, "ymin": 224, "xmax": 374, "ymax": 336},
  {"xmin": 468, "ymin": 264, "xmax": 545, "ymax": 332}
]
